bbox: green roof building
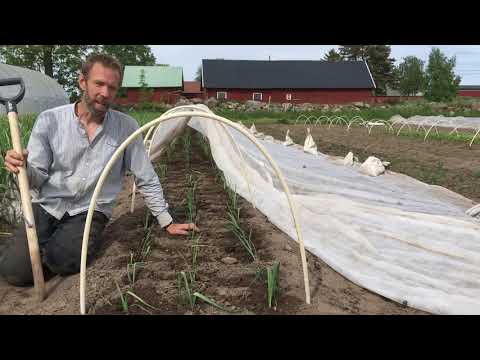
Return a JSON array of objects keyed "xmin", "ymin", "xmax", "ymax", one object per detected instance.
[
  {"xmin": 119, "ymin": 65, "xmax": 184, "ymax": 105},
  {"xmin": 122, "ymin": 65, "xmax": 183, "ymax": 88}
]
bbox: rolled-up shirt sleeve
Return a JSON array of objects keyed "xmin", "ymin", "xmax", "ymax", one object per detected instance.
[
  {"xmin": 124, "ymin": 126, "xmax": 173, "ymax": 228},
  {"xmin": 26, "ymin": 112, "xmax": 52, "ymax": 190}
]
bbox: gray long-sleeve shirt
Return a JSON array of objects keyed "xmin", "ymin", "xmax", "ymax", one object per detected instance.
[{"xmin": 26, "ymin": 103, "xmax": 173, "ymax": 227}]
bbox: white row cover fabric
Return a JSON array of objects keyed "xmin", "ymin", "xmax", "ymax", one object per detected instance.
[
  {"xmin": 149, "ymin": 105, "xmax": 480, "ymax": 315},
  {"xmin": 0, "ymin": 63, "xmax": 69, "ymax": 115},
  {"xmin": 390, "ymin": 114, "xmax": 480, "ymax": 130},
  {"xmin": 148, "ymin": 107, "xmax": 190, "ymax": 162}
]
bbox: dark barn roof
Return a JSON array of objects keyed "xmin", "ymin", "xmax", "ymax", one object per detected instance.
[
  {"xmin": 202, "ymin": 59, "xmax": 376, "ymax": 89},
  {"xmin": 459, "ymin": 85, "xmax": 480, "ymax": 90}
]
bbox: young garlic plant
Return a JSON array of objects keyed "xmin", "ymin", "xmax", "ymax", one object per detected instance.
[
  {"xmin": 114, "ymin": 279, "xmax": 159, "ymax": 315},
  {"xmin": 177, "ymin": 270, "xmax": 197, "ymax": 311},
  {"xmin": 183, "ymin": 129, "xmax": 192, "ymax": 170},
  {"xmin": 114, "ymin": 210, "xmax": 155, "ymax": 314},
  {"xmin": 255, "ymin": 260, "xmax": 281, "ymax": 310},
  {"xmin": 185, "ymin": 173, "xmax": 198, "ymax": 225},
  {"xmin": 113, "ymin": 248, "xmax": 157, "ymax": 315},
  {"xmin": 176, "ymin": 271, "xmax": 235, "ymax": 313},
  {"xmin": 224, "ymin": 179, "xmax": 256, "ymax": 261},
  {"xmin": 196, "ymin": 133, "xmax": 215, "ymax": 169},
  {"xmin": 127, "ymin": 251, "xmax": 146, "ymax": 286}
]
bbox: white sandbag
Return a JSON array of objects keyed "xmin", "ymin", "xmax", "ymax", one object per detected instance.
[
  {"xmin": 283, "ymin": 129, "xmax": 294, "ymax": 146},
  {"xmin": 389, "ymin": 114, "xmax": 406, "ymax": 125},
  {"xmin": 255, "ymin": 132, "xmax": 265, "ymax": 138},
  {"xmin": 249, "ymin": 123, "xmax": 265, "ymax": 138},
  {"xmin": 344, "ymin": 151, "xmax": 354, "ymax": 166},
  {"xmin": 360, "ymin": 156, "xmax": 385, "ymax": 177},
  {"xmin": 303, "ymin": 128, "xmax": 317, "ymax": 155}
]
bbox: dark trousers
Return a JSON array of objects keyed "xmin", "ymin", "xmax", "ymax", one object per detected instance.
[{"xmin": 0, "ymin": 203, "xmax": 108, "ymax": 287}]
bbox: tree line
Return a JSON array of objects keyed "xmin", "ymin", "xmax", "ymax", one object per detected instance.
[
  {"xmin": 0, "ymin": 45, "xmax": 156, "ymax": 102},
  {"xmin": 0, "ymin": 45, "xmax": 463, "ymax": 103},
  {"xmin": 324, "ymin": 46, "xmax": 461, "ymax": 102}
]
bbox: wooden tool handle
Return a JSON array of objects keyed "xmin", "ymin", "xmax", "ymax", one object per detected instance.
[{"xmin": 7, "ymin": 111, "xmax": 45, "ymax": 302}]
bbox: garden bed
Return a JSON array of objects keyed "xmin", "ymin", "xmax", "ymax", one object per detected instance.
[{"xmin": 0, "ymin": 128, "xmax": 427, "ymax": 315}]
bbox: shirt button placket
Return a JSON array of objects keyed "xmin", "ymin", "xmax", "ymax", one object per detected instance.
[
  {"xmin": 77, "ymin": 147, "xmax": 89, "ymax": 197},
  {"xmin": 83, "ymin": 147, "xmax": 90, "ymax": 182}
]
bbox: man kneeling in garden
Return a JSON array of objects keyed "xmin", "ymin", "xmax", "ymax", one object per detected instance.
[{"xmin": 0, "ymin": 53, "xmax": 198, "ymax": 286}]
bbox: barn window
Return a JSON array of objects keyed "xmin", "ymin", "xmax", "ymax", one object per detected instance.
[
  {"xmin": 252, "ymin": 92, "xmax": 262, "ymax": 101},
  {"xmin": 216, "ymin": 91, "xmax": 227, "ymax": 100},
  {"xmin": 286, "ymin": 93, "xmax": 292, "ymax": 101}
]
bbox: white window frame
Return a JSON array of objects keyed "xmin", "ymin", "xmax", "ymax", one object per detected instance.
[
  {"xmin": 252, "ymin": 92, "xmax": 263, "ymax": 101},
  {"xmin": 286, "ymin": 93, "xmax": 292, "ymax": 101},
  {"xmin": 216, "ymin": 91, "xmax": 227, "ymax": 100}
]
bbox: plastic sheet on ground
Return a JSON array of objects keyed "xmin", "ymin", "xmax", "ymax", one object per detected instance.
[{"xmin": 149, "ymin": 105, "xmax": 480, "ymax": 315}]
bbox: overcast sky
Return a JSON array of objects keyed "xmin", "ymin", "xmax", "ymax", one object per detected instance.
[{"xmin": 150, "ymin": 45, "xmax": 480, "ymax": 85}]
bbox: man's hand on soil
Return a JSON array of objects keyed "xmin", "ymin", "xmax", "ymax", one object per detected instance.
[{"xmin": 166, "ymin": 223, "xmax": 200, "ymax": 235}]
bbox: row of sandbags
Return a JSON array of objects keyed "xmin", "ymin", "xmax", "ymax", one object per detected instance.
[
  {"xmin": 244, "ymin": 122, "xmax": 390, "ymax": 177},
  {"xmin": 246, "ymin": 122, "xmax": 480, "ymax": 218}
]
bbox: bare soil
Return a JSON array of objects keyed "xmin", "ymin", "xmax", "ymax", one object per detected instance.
[{"xmin": 0, "ymin": 126, "xmax": 444, "ymax": 315}]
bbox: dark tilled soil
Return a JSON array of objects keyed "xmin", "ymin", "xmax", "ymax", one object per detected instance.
[{"xmin": 0, "ymin": 128, "xmax": 431, "ymax": 315}]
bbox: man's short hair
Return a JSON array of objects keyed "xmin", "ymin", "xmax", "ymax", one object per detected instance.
[{"xmin": 81, "ymin": 53, "xmax": 123, "ymax": 84}]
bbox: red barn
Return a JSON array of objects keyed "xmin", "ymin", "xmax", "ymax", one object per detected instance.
[
  {"xmin": 201, "ymin": 59, "xmax": 376, "ymax": 105},
  {"xmin": 458, "ymin": 85, "xmax": 480, "ymax": 98}
]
